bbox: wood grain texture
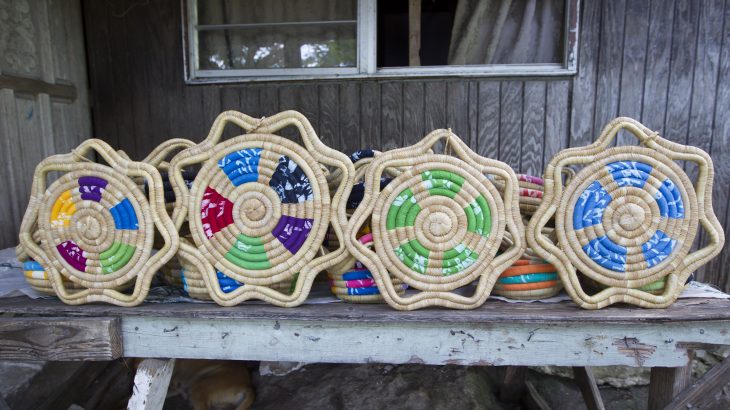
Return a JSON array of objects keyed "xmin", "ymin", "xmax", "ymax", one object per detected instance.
[
  {"xmin": 381, "ymin": 82, "xmax": 403, "ymax": 150},
  {"xmin": 360, "ymin": 81, "xmax": 380, "ymax": 149},
  {"xmin": 403, "ymin": 81, "xmax": 425, "ymax": 145},
  {"xmin": 127, "ymin": 358, "xmax": 176, "ymax": 410},
  {"xmin": 573, "ymin": 367, "xmax": 605, "ymax": 410},
  {"xmin": 648, "ymin": 351, "xmax": 694, "ymax": 410},
  {"xmin": 339, "ymin": 82, "xmax": 360, "ymax": 153},
  {"xmin": 592, "ymin": 0, "xmax": 625, "ymax": 139},
  {"xmin": 318, "ymin": 83, "xmax": 339, "ymax": 148},
  {"xmin": 666, "ymin": 354, "xmax": 730, "ymax": 409},
  {"xmin": 476, "ymin": 81, "xmax": 501, "ymax": 158},
  {"xmin": 641, "ymin": 0, "xmax": 676, "ymax": 131},
  {"xmin": 446, "ymin": 81, "xmax": 470, "ymax": 140},
  {"xmin": 544, "ymin": 81, "xmax": 570, "ymax": 170},
  {"xmin": 499, "ymin": 81, "xmax": 522, "ymax": 169},
  {"xmin": 0, "ymin": 317, "xmax": 121, "ymax": 361},
  {"xmin": 521, "ymin": 81, "xmax": 546, "ymax": 176},
  {"xmin": 569, "ymin": 0, "xmax": 602, "ymax": 146}
]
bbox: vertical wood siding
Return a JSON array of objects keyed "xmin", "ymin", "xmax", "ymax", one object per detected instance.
[{"xmin": 82, "ymin": 0, "xmax": 730, "ymax": 289}]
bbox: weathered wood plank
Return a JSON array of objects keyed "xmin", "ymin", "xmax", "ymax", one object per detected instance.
[
  {"xmin": 259, "ymin": 85, "xmax": 280, "ymax": 118},
  {"xmin": 666, "ymin": 354, "xmax": 730, "ymax": 409},
  {"xmin": 664, "ymin": 0, "xmax": 700, "ymax": 146},
  {"xmin": 641, "ymin": 0, "xmax": 676, "ymax": 131},
  {"xmin": 476, "ymin": 81, "xmax": 500, "ymax": 159},
  {"xmin": 121, "ymin": 317, "xmax": 727, "ymax": 367},
  {"xmin": 573, "ymin": 367, "xmax": 605, "ymax": 410},
  {"xmin": 592, "ymin": 0, "xmax": 626, "ymax": 138},
  {"xmin": 0, "ymin": 317, "xmax": 121, "ymax": 361},
  {"xmin": 360, "ymin": 81, "xmax": 381, "ymax": 149},
  {"xmin": 0, "ymin": 89, "xmax": 23, "ymax": 246},
  {"xmin": 127, "ymin": 358, "xmax": 176, "ymax": 410},
  {"xmin": 648, "ymin": 351, "xmax": 694, "ymax": 410},
  {"xmin": 403, "ymin": 81, "xmax": 425, "ymax": 145},
  {"xmin": 339, "ymin": 82, "xmax": 360, "ymax": 153},
  {"xmin": 318, "ymin": 83, "xmax": 339, "ymax": 148},
  {"xmin": 381, "ymin": 82, "xmax": 403, "ymax": 150},
  {"xmin": 446, "ymin": 81, "xmax": 469, "ymax": 141},
  {"xmin": 499, "ymin": 81, "xmax": 522, "ymax": 169},
  {"xmin": 569, "ymin": 0, "xmax": 602, "ymax": 146},
  {"xmin": 544, "ymin": 81, "xmax": 570, "ymax": 170},
  {"xmin": 711, "ymin": 0, "xmax": 730, "ymax": 291},
  {"xmin": 688, "ymin": 0, "xmax": 726, "ymax": 284},
  {"xmin": 4, "ymin": 297, "xmax": 730, "ymax": 325},
  {"xmin": 467, "ymin": 81, "xmax": 478, "ymax": 147},
  {"xmin": 616, "ymin": 0, "xmax": 650, "ymax": 145},
  {"xmin": 424, "ymin": 81, "xmax": 447, "ymax": 150},
  {"xmin": 521, "ymin": 81, "xmax": 546, "ymax": 176},
  {"xmin": 0, "ymin": 75, "xmax": 76, "ymax": 100}
]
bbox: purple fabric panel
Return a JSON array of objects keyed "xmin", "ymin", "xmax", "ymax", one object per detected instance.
[
  {"xmin": 78, "ymin": 176, "xmax": 108, "ymax": 202},
  {"xmin": 272, "ymin": 215, "xmax": 313, "ymax": 254}
]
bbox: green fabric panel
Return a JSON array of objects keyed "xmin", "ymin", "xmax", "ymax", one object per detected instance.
[
  {"xmin": 442, "ymin": 245, "xmax": 478, "ymax": 276},
  {"xmin": 394, "ymin": 240, "xmax": 429, "ymax": 274},
  {"xmin": 387, "ymin": 188, "xmax": 414, "ymax": 230},
  {"xmin": 476, "ymin": 195, "xmax": 492, "ymax": 237},
  {"xmin": 464, "ymin": 203, "xmax": 476, "ymax": 232},
  {"xmin": 225, "ymin": 234, "xmax": 270, "ymax": 269},
  {"xmin": 428, "ymin": 187, "xmax": 457, "ymax": 199},
  {"xmin": 224, "ymin": 251, "xmax": 272, "ymax": 270},
  {"xmin": 638, "ymin": 279, "xmax": 666, "ymax": 292},
  {"xmin": 100, "ymin": 242, "xmax": 135, "ymax": 273}
]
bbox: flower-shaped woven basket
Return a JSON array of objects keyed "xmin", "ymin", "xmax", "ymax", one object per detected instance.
[
  {"xmin": 528, "ymin": 117, "xmax": 725, "ymax": 309},
  {"xmin": 18, "ymin": 139, "xmax": 179, "ymax": 306},
  {"xmin": 323, "ymin": 149, "xmax": 407, "ymax": 303},
  {"xmin": 168, "ymin": 110, "xmax": 354, "ymax": 307},
  {"xmin": 141, "ymin": 138, "xmax": 198, "ymax": 214},
  {"xmin": 348, "ymin": 129, "xmax": 525, "ymax": 310}
]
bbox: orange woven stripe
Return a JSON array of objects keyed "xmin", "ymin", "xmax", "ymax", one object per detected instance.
[
  {"xmin": 511, "ymin": 259, "xmax": 546, "ymax": 266},
  {"xmin": 501, "ymin": 264, "xmax": 556, "ymax": 277},
  {"xmin": 495, "ymin": 280, "xmax": 558, "ymax": 291}
]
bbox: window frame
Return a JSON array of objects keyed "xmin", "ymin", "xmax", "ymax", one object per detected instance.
[{"xmin": 182, "ymin": 0, "xmax": 580, "ymax": 84}]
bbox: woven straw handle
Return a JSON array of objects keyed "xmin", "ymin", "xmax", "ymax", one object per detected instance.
[{"xmin": 142, "ymin": 138, "xmax": 195, "ymax": 169}]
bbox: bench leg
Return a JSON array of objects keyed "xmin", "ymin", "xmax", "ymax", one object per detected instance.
[
  {"xmin": 127, "ymin": 358, "xmax": 176, "ymax": 410},
  {"xmin": 664, "ymin": 354, "xmax": 730, "ymax": 409},
  {"xmin": 648, "ymin": 351, "xmax": 693, "ymax": 410},
  {"xmin": 499, "ymin": 366, "xmax": 527, "ymax": 402},
  {"xmin": 572, "ymin": 367, "xmax": 605, "ymax": 410}
]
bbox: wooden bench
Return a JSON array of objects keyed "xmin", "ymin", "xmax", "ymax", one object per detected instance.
[{"xmin": 1, "ymin": 297, "xmax": 729, "ymax": 409}]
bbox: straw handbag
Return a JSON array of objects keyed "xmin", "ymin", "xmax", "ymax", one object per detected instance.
[
  {"xmin": 323, "ymin": 149, "xmax": 407, "ymax": 302},
  {"xmin": 347, "ymin": 129, "xmax": 525, "ymax": 310},
  {"xmin": 492, "ymin": 174, "xmax": 564, "ymax": 300},
  {"xmin": 17, "ymin": 139, "xmax": 179, "ymax": 306},
  {"xmin": 168, "ymin": 110, "xmax": 354, "ymax": 307},
  {"xmin": 528, "ymin": 117, "xmax": 725, "ymax": 309}
]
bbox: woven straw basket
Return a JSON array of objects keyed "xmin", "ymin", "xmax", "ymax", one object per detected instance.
[
  {"xmin": 347, "ymin": 129, "xmax": 525, "ymax": 310},
  {"xmin": 17, "ymin": 139, "xmax": 179, "ymax": 306},
  {"xmin": 167, "ymin": 110, "xmax": 354, "ymax": 307},
  {"xmin": 492, "ymin": 173, "xmax": 564, "ymax": 301},
  {"xmin": 528, "ymin": 117, "xmax": 725, "ymax": 309},
  {"xmin": 323, "ymin": 149, "xmax": 407, "ymax": 302}
]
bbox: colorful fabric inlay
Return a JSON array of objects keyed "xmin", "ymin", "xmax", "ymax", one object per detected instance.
[
  {"xmin": 201, "ymin": 187, "xmax": 234, "ymax": 239},
  {"xmin": 56, "ymin": 240, "xmax": 86, "ymax": 272},
  {"xmin": 345, "ymin": 286, "xmax": 380, "ymax": 296},
  {"xmin": 519, "ymin": 174, "xmax": 544, "ymax": 185},
  {"xmin": 573, "ymin": 160, "xmax": 684, "ymax": 272},
  {"xmin": 269, "ymin": 155, "xmax": 313, "ymax": 203},
  {"xmin": 442, "ymin": 244, "xmax": 478, "ymax": 276},
  {"xmin": 23, "ymin": 261, "xmax": 44, "ymax": 271},
  {"xmin": 217, "ymin": 271, "xmax": 244, "ymax": 293},
  {"xmin": 642, "ymin": 230, "xmax": 677, "ymax": 268},
  {"xmin": 573, "ymin": 181, "xmax": 611, "ymax": 229},
  {"xmin": 582, "ymin": 236, "xmax": 627, "ymax": 272},
  {"xmin": 78, "ymin": 176, "xmax": 107, "ymax": 202},
  {"xmin": 272, "ymin": 215, "xmax": 313, "ymax": 254},
  {"xmin": 100, "ymin": 242, "xmax": 136, "ymax": 273},
  {"xmin": 109, "ymin": 198, "xmax": 139, "ymax": 230},
  {"xmin": 349, "ymin": 149, "xmax": 375, "ymax": 162},
  {"xmin": 498, "ymin": 272, "xmax": 558, "ymax": 284},
  {"xmin": 395, "ymin": 239, "xmax": 429, "ymax": 274},
  {"xmin": 341, "ymin": 269, "xmax": 372, "ymax": 281},
  {"xmin": 225, "ymin": 233, "xmax": 271, "ymax": 270},
  {"xmin": 218, "ymin": 148, "xmax": 262, "ymax": 187},
  {"xmin": 50, "ymin": 190, "xmax": 76, "ymax": 228},
  {"xmin": 386, "ymin": 188, "xmax": 420, "ymax": 229}
]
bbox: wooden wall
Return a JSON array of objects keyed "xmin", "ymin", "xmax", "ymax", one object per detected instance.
[
  {"xmin": 0, "ymin": 0, "xmax": 91, "ymax": 248},
  {"xmin": 82, "ymin": 0, "xmax": 730, "ymax": 290}
]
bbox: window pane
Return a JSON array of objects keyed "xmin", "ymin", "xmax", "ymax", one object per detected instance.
[
  {"xmin": 377, "ymin": 0, "xmax": 565, "ymax": 68},
  {"xmin": 198, "ymin": 25, "xmax": 356, "ymax": 70},
  {"xmin": 198, "ymin": 0, "xmax": 356, "ymax": 26}
]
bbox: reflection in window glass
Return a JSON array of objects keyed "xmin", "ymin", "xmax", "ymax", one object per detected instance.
[{"xmin": 196, "ymin": 0, "xmax": 357, "ymax": 71}]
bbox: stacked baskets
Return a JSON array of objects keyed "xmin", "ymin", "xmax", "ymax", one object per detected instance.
[
  {"xmin": 17, "ymin": 139, "xmax": 178, "ymax": 306},
  {"xmin": 166, "ymin": 110, "xmax": 354, "ymax": 307},
  {"xmin": 528, "ymin": 117, "xmax": 725, "ymax": 309},
  {"xmin": 348, "ymin": 129, "xmax": 525, "ymax": 310},
  {"xmin": 324, "ymin": 149, "xmax": 407, "ymax": 302}
]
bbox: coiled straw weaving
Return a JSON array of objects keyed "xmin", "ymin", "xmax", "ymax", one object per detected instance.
[
  {"xmin": 528, "ymin": 117, "xmax": 725, "ymax": 309},
  {"xmin": 168, "ymin": 110, "xmax": 354, "ymax": 307},
  {"xmin": 347, "ymin": 129, "xmax": 525, "ymax": 310},
  {"xmin": 17, "ymin": 139, "xmax": 178, "ymax": 306}
]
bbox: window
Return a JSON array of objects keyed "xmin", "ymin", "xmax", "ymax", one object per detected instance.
[{"xmin": 183, "ymin": 0, "xmax": 579, "ymax": 83}]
